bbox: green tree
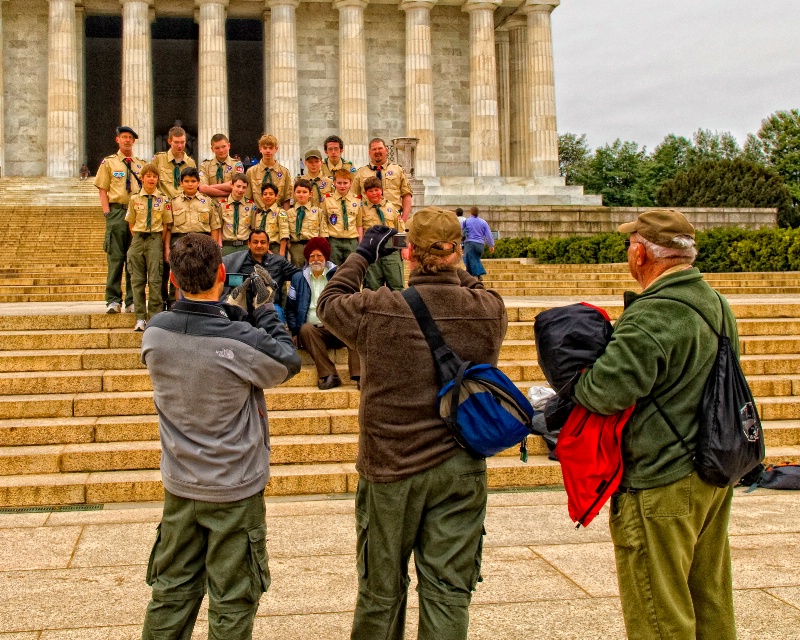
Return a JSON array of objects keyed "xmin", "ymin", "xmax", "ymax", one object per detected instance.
[
  {"xmin": 751, "ymin": 109, "xmax": 800, "ymax": 208},
  {"xmin": 657, "ymin": 158, "xmax": 796, "ymax": 228},
  {"xmin": 687, "ymin": 129, "xmax": 742, "ymax": 165},
  {"xmin": 558, "ymin": 133, "xmax": 592, "ymax": 185},
  {"xmin": 580, "ymin": 139, "xmax": 647, "ymax": 206},
  {"xmin": 635, "ymin": 134, "xmax": 693, "ymax": 206}
]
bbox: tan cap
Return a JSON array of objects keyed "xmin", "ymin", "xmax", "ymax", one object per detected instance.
[
  {"xmin": 407, "ymin": 207, "xmax": 462, "ymax": 256},
  {"xmin": 304, "ymin": 149, "xmax": 322, "ymax": 160},
  {"xmin": 618, "ymin": 209, "xmax": 695, "ymax": 249}
]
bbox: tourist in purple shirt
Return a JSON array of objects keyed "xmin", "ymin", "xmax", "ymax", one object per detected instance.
[{"xmin": 461, "ymin": 206, "xmax": 495, "ymax": 280}]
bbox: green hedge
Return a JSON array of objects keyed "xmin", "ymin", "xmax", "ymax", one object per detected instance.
[{"xmin": 486, "ymin": 227, "xmax": 800, "ymax": 272}]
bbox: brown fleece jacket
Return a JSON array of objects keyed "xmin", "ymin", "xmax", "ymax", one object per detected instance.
[{"xmin": 317, "ymin": 253, "xmax": 507, "ymax": 483}]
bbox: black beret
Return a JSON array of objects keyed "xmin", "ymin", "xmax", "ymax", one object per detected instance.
[{"xmin": 116, "ymin": 126, "xmax": 138, "ymax": 139}]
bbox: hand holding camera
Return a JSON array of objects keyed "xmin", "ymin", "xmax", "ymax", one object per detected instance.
[
  {"xmin": 251, "ymin": 264, "xmax": 278, "ymax": 310},
  {"xmin": 356, "ymin": 225, "xmax": 401, "ymax": 265}
]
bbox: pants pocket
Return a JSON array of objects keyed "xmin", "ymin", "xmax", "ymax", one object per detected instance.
[
  {"xmin": 470, "ymin": 525, "xmax": 486, "ymax": 590},
  {"xmin": 145, "ymin": 523, "xmax": 162, "ymax": 586},
  {"xmin": 609, "ymin": 492, "xmax": 638, "ymax": 550},
  {"xmin": 642, "ymin": 473, "xmax": 692, "ymax": 518},
  {"xmin": 355, "ymin": 507, "xmax": 369, "ymax": 580},
  {"xmin": 247, "ymin": 524, "xmax": 271, "ymax": 601}
]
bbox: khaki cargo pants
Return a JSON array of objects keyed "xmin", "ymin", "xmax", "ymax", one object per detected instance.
[
  {"xmin": 141, "ymin": 490, "xmax": 270, "ymax": 640},
  {"xmin": 350, "ymin": 449, "xmax": 487, "ymax": 640},
  {"xmin": 127, "ymin": 231, "xmax": 163, "ymax": 321},
  {"xmin": 610, "ymin": 471, "xmax": 736, "ymax": 640}
]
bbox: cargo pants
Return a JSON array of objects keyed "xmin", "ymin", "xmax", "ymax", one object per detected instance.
[
  {"xmin": 328, "ymin": 237, "xmax": 358, "ymax": 268},
  {"xmin": 141, "ymin": 490, "xmax": 270, "ymax": 640},
  {"xmin": 104, "ymin": 203, "xmax": 133, "ymax": 306},
  {"xmin": 610, "ymin": 471, "xmax": 736, "ymax": 640},
  {"xmin": 127, "ymin": 231, "xmax": 164, "ymax": 321},
  {"xmin": 363, "ymin": 251, "xmax": 404, "ymax": 291},
  {"xmin": 350, "ymin": 449, "xmax": 487, "ymax": 640}
]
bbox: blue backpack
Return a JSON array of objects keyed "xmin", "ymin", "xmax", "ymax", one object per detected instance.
[{"xmin": 403, "ymin": 287, "xmax": 535, "ymax": 460}]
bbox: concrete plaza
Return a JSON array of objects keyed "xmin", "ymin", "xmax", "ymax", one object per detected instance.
[{"xmin": 1, "ymin": 485, "xmax": 799, "ymax": 639}]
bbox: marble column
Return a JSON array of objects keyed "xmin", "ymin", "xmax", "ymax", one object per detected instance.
[
  {"xmin": 197, "ymin": 0, "xmax": 229, "ymax": 149},
  {"xmin": 495, "ymin": 28, "xmax": 510, "ymax": 177},
  {"xmin": 121, "ymin": 0, "xmax": 154, "ymax": 160},
  {"xmin": 46, "ymin": 0, "xmax": 81, "ymax": 177},
  {"xmin": 76, "ymin": 4, "xmax": 86, "ymax": 166},
  {"xmin": 462, "ymin": 0, "xmax": 501, "ymax": 177},
  {"xmin": 524, "ymin": 0, "xmax": 559, "ymax": 177},
  {"xmin": 506, "ymin": 15, "xmax": 530, "ymax": 177},
  {"xmin": 262, "ymin": 9, "xmax": 270, "ymax": 135},
  {"xmin": 401, "ymin": 0, "xmax": 436, "ymax": 177},
  {"xmin": 267, "ymin": 0, "xmax": 300, "ymax": 173}
]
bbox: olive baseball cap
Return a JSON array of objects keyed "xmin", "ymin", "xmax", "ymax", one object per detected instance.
[
  {"xmin": 304, "ymin": 149, "xmax": 322, "ymax": 160},
  {"xmin": 407, "ymin": 207, "xmax": 462, "ymax": 256},
  {"xmin": 618, "ymin": 209, "xmax": 695, "ymax": 249}
]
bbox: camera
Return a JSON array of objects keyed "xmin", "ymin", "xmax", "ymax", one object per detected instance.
[
  {"xmin": 391, "ymin": 233, "xmax": 407, "ymax": 249},
  {"xmin": 225, "ymin": 273, "xmax": 247, "ymax": 288}
]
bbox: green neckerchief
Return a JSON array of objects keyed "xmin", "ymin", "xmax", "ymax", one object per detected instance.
[
  {"xmin": 232, "ymin": 201, "xmax": 241, "ymax": 235},
  {"xmin": 171, "ymin": 159, "xmax": 184, "ymax": 189},
  {"xmin": 261, "ymin": 166, "xmax": 274, "ymax": 191},
  {"xmin": 295, "ymin": 205, "xmax": 306, "ymax": 237},
  {"xmin": 311, "ymin": 176, "xmax": 323, "ymax": 203},
  {"xmin": 374, "ymin": 204, "xmax": 386, "ymax": 225},
  {"xmin": 216, "ymin": 161, "xmax": 225, "ymax": 183},
  {"xmin": 259, "ymin": 206, "xmax": 268, "ymax": 231},
  {"xmin": 341, "ymin": 197, "xmax": 349, "ymax": 230},
  {"xmin": 146, "ymin": 194, "xmax": 153, "ymax": 230}
]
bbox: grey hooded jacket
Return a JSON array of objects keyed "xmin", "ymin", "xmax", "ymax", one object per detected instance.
[{"xmin": 141, "ymin": 300, "xmax": 301, "ymax": 502}]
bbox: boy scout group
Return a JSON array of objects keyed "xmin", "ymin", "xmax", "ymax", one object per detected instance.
[{"xmin": 97, "ymin": 127, "xmax": 737, "ymax": 640}]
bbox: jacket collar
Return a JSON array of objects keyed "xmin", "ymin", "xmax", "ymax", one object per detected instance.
[
  {"xmin": 407, "ymin": 269, "xmax": 462, "ymax": 288},
  {"xmin": 623, "ymin": 266, "xmax": 703, "ymax": 308}
]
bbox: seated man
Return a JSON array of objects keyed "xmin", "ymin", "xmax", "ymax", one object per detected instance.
[
  {"xmin": 222, "ymin": 229, "xmax": 300, "ymax": 319},
  {"xmin": 285, "ymin": 237, "xmax": 360, "ymax": 390}
]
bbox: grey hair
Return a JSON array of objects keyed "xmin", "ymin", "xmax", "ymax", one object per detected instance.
[{"xmin": 635, "ymin": 233, "xmax": 697, "ymax": 263}]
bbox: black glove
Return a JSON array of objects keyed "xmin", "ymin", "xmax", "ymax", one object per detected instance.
[
  {"xmin": 356, "ymin": 225, "xmax": 397, "ymax": 265},
  {"xmin": 251, "ymin": 263, "xmax": 278, "ymax": 309}
]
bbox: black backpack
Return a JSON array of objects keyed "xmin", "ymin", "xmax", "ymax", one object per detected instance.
[{"xmin": 649, "ymin": 293, "xmax": 765, "ymax": 487}]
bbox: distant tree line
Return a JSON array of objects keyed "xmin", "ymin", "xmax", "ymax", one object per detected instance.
[{"xmin": 559, "ymin": 109, "xmax": 800, "ymax": 227}]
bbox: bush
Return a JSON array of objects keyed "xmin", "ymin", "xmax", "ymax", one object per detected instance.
[{"xmin": 487, "ymin": 228, "xmax": 800, "ymax": 273}]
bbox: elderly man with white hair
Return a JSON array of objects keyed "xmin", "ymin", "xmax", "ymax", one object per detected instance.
[{"xmin": 573, "ymin": 209, "xmax": 739, "ymax": 640}]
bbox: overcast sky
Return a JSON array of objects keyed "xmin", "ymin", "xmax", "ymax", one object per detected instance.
[{"xmin": 551, "ymin": 0, "xmax": 800, "ymax": 152}]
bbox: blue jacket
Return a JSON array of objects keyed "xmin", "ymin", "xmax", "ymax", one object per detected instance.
[{"xmin": 285, "ymin": 262, "xmax": 337, "ymax": 335}]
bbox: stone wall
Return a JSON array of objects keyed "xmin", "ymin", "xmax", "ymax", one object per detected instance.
[
  {"xmin": 365, "ymin": 5, "xmax": 405, "ymax": 149},
  {"xmin": 3, "ymin": 0, "xmax": 49, "ymax": 177},
  {"xmin": 477, "ymin": 206, "xmax": 778, "ymax": 239}
]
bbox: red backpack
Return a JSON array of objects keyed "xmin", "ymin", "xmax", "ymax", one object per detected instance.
[{"xmin": 555, "ymin": 404, "xmax": 635, "ymax": 528}]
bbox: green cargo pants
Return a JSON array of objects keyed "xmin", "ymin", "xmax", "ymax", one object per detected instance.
[
  {"xmin": 363, "ymin": 251, "xmax": 404, "ymax": 291},
  {"xmin": 610, "ymin": 471, "xmax": 736, "ymax": 640},
  {"xmin": 350, "ymin": 449, "xmax": 487, "ymax": 640},
  {"xmin": 127, "ymin": 232, "xmax": 164, "ymax": 321},
  {"xmin": 329, "ymin": 237, "xmax": 358, "ymax": 267},
  {"xmin": 288, "ymin": 241, "xmax": 307, "ymax": 267},
  {"xmin": 104, "ymin": 203, "xmax": 133, "ymax": 306},
  {"xmin": 141, "ymin": 489, "xmax": 270, "ymax": 640}
]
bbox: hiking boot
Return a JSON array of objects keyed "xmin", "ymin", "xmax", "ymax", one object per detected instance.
[
  {"xmin": 318, "ymin": 375, "xmax": 342, "ymax": 390},
  {"xmin": 134, "ymin": 319, "xmax": 147, "ymax": 332}
]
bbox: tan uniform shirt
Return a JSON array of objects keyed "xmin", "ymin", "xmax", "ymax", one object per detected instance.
[
  {"xmin": 251, "ymin": 203, "xmax": 290, "ymax": 245},
  {"xmin": 287, "ymin": 204, "xmax": 328, "ymax": 242},
  {"xmin": 169, "ymin": 193, "xmax": 222, "ymax": 234},
  {"xmin": 322, "ymin": 192, "xmax": 361, "ymax": 239},
  {"xmin": 220, "ymin": 196, "xmax": 258, "ymax": 242},
  {"xmin": 351, "ymin": 163, "xmax": 412, "ymax": 209},
  {"xmin": 302, "ymin": 174, "xmax": 334, "ymax": 207},
  {"xmin": 360, "ymin": 199, "xmax": 405, "ymax": 232},
  {"xmin": 126, "ymin": 189, "xmax": 173, "ymax": 233},
  {"xmin": 198, "ymin": 156, "xmax": 245, "ymax": 200},
  {"xmin": 320, "ymin": 158, "xmax": 356, "ymax": 178},
  {"xmin": 245, "ymin": 161, "xmax": 293, "ymax": 209},
  {"xmin": 94, "ymin": 151, "xmax": 146, "ymax": 206},
  {"xmin": 151, "ymin": 150, "xmax": 196, "ymax": 199}
]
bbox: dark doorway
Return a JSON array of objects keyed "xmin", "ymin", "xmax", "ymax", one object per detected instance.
[
  {"xmin": 85, "ymin": 16, "xmax": 123, "ymax": 172},
  {"xmin": 227, "ymin": 19, "xmax": 264, "ymax": 163}
]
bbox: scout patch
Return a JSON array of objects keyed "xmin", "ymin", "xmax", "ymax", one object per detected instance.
[
  {"xmin": 235, "ymin": 163, "xmax": 244, "ymax": 173},
  {"xmin": 225, "ymin": 165, "xmax": 232, "ymax": 173},
  {"xmin": 329, "ymin": 214, "xmax": 338, "ymax": 225},
  {"xmin": 113, "ymin": 171, "xmax": 125, "ymax": 178},
  {"xmin": 387, "ymin": 171, "xmax": 394, "ymax": 176},
  {"xmin": 200, "ymin": 213, "xmax": 209, "ymax": 223},
  {"xmin": 277, "ymin": 172, "xmax": 283, "ymax": 178},
  {"xmin": 350, "ymin": 168, "xmax": 356, "ymax": 173}
]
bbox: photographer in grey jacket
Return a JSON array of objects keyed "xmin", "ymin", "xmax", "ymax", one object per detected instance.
[{"xmin": 140, "ymin": 233, "xmax": 301, "ymax": 640}]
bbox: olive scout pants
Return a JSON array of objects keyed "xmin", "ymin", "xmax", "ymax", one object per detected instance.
[
  {"xmin": 328, "ymin": 237, "xmax": 358, "ymax": 268},
  {"xmin": 127, "ymin": 231, "xmax": 164, "ymax": 321},
  {"xmin": 104, "ymin": 203, "xmax": 133, "ymax": 306},
  {"xmin": 141, "ymin": 490, "xmax": 270, "ymax": 640},
  {"xmin": 363, "ymin": 250, "xmax": 404, "ymax": 291},
  {"xmin": 610, "ymin": 471, "xmax": 736, "ymax": 640},
  {"xmin": 350, "ymin": 449, "xmax": 487, "ymax": 640}
]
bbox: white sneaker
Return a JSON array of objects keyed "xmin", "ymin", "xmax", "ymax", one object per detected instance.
[
  {"xmin": 134, "ymin": 319, "xmax": 147, "ymax": 332},
  {"xmin": 106, "ymin": 302, "xmax": 121, "ymax": 314},
  {"xmin": 124, "ymin": 304, "xmax": 134, "ymax": 313}
]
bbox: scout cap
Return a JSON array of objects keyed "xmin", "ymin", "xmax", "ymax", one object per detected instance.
[
  {"xmin": 304, "ymin": 149, "xmax": 322, "ymax": 160},
  {"xmin": 407, "ymin": 207, "xmax": 462, "ymax": 256},
  {"xmin": 618, "ymin": 209, "xmax": 695, "ymax": 250},
  {"xmin": 116, "ymin": 126, "xmax": 138, "ymax": 139}
]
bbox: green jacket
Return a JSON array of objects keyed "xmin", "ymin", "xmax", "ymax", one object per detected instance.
[{"xmin": 573, "ymin": 267, "xmax": 739, "ymax": 489}]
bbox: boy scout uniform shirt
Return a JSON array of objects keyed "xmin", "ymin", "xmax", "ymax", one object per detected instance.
[
  {"xmin": 287, "ymin": 204, "xmax": 328, "ymax": 242},
  {"xmin": 126, "ymin": 190, "xmax": 173, "ymax": 232},
  {"xmin": 360, "ymin": 199, "xmax": 405, "ymax": 232},
  {"xmin": 94, "ymin": 151, "xmax": 146, "ymax": 206},
  {"xmin": 169, "ymin": 193, "xmax": 222, "ymax": 234},
  {"xmin": 198, "ymin": 156, "xmax": 245, "ymax": 200},
  {"xmin": 320, "ymin": 158, "xmax": 355, "ymax": 178},
  {"xmin": 323, "ymin": 192, "xmax": 361, "ymax": 239},
  {"xmin": 351, "ymin": 163, "xmax": 412, "ymax": 209},
  {"xmin": 245, "ymin": 161, "xmax": 293, "ymax": 208},
  {"xmin": 303, "ymin": 174, "xmax": 334, "ymax": 207},
  {"xmin": 251, "ymin": 203, "xmax": 290, "ymax": 245},
  {"xmin": 221, "ymin": 196, "xmax": 258, "ymax": 242},
  {"xmin": 151, "ymin": 150, "xmax": 196, "ymax": 199}
]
